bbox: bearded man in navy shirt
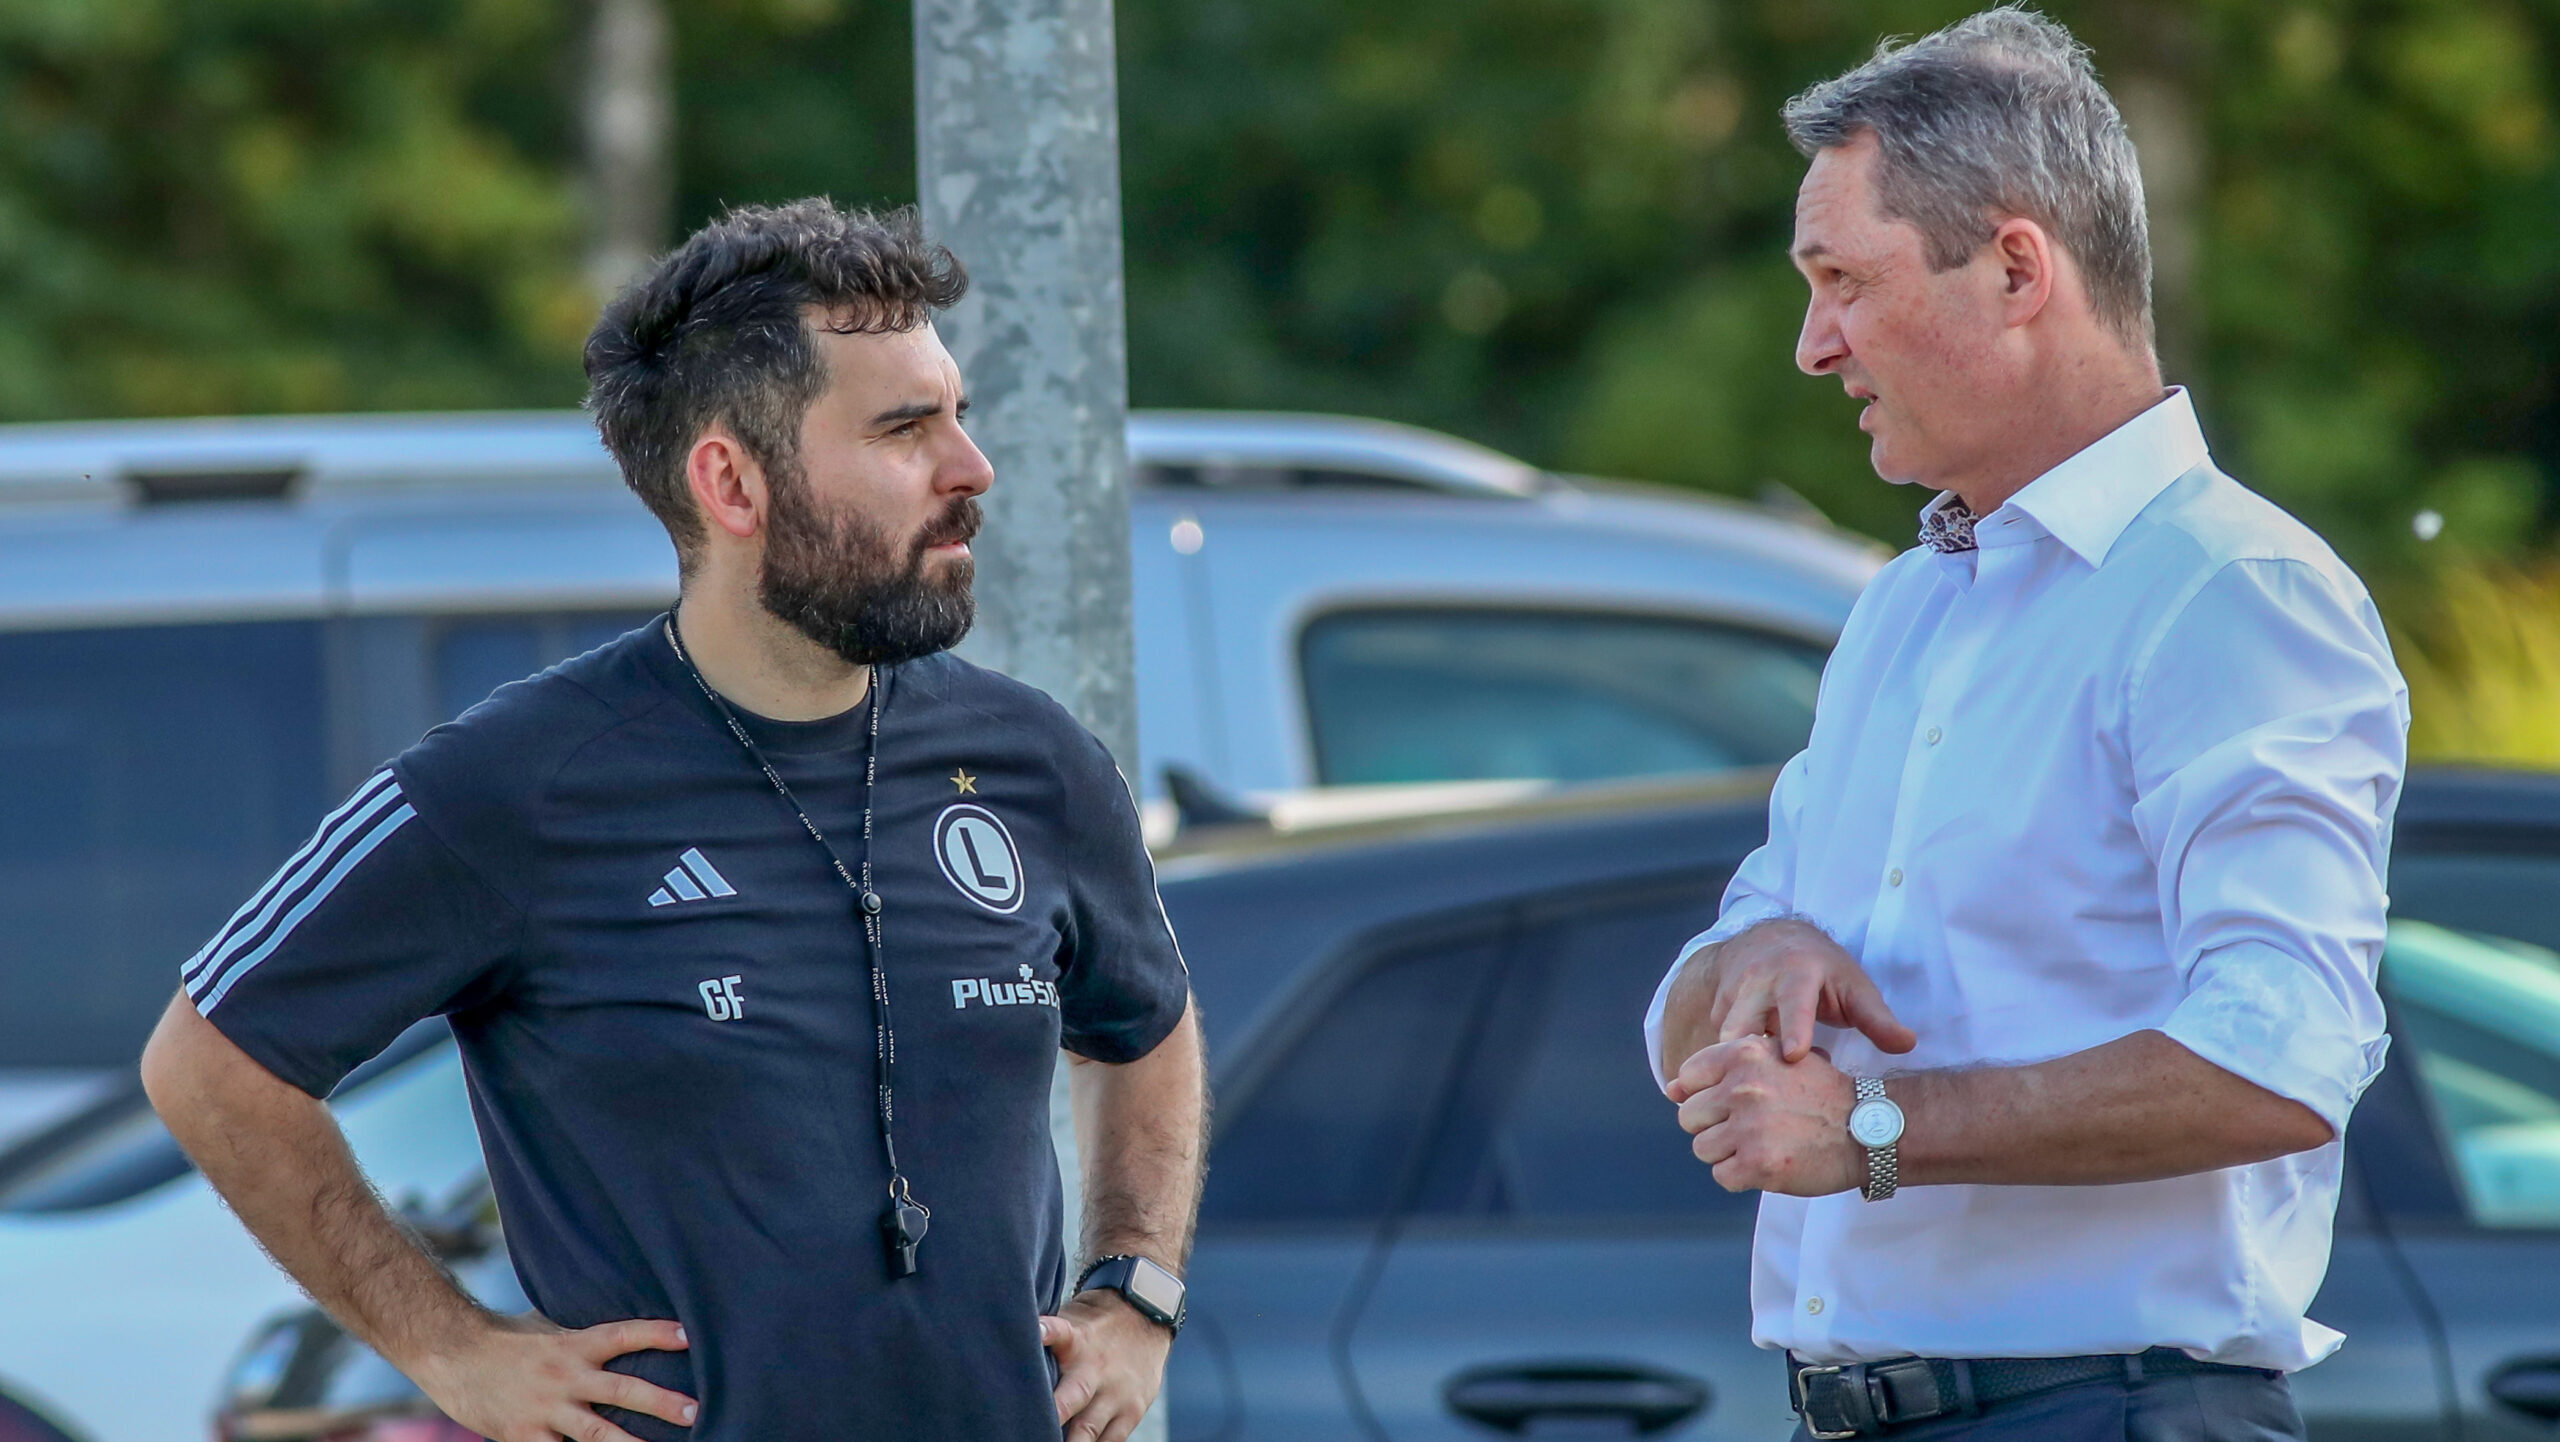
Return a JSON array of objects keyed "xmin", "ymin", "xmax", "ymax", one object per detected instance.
[{"xmin": 143, "ymin": 200, "xmax": 1206, "ymax": 1442}]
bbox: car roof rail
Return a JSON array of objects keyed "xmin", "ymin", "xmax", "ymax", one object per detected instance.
[
  {"xmin": 0, "ymin": 411, "xmax": 619, "ymax": 508},
  {"xmin": 0, "ymin": 408, "xmax": 1553, "ymax": 509},
  {"xmin": 1127, "ymin": 410, "xmax": 1546, "ymax": 499}
]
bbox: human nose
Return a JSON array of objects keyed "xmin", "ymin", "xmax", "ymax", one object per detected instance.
[
  {"xmin": 940, "ymin": 424, "xmax": 994, "ymax": 498},
  {"xmin": 1796, "ymin": 294, "xmax": 1846, "ymax": 378}
]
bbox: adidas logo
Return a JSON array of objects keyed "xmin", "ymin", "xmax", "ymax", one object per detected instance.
[{"xmin": 648, "ymin": 847, "xmax": 738, "ymax": 908}]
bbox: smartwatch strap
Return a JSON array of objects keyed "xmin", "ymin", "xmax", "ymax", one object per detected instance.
[{"xmin": 1075, "ymin": 1253, "xmax": 1188, "ymax": 1336}]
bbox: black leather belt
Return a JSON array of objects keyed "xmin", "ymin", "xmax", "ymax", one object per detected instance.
[{"xmin": 1787, "ymin": 1348, "xmax": 2275, "ymax": 1438}]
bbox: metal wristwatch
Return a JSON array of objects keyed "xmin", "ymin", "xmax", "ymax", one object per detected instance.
[
  {"xmin": 1076, "ymin": 1253, "xmax": 1188, "ymax": 1336},
  {"xmin": 1847, "ymin": 1076, "xmax": 1904, "ymax": 1202}
]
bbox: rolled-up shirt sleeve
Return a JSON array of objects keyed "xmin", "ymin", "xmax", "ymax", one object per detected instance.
[
  {"xmin": 2129, "ymin": 556, "xmax": 2409, "ymax": 1135},
  {"xmin": 1642, "ymin": 746, "xmax": 1811, "ymax": 1090}
]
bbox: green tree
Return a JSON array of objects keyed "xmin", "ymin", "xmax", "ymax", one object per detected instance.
[
  {"xmin": 1115, "ymin": 0, "xmax": 2560, "ymax": 576},
  {"xmin": 0, "ymin": 0, "xmax": 593, "ymax": 417},
  {"xmin": 11, "ymin": 0, "xmax": 2560, "ymax": 593}
]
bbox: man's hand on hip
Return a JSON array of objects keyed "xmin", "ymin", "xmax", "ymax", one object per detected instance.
[
  {"xmin": 1659, "ymin": 917, "xmax": 1915, "ymax": 1084},
  {"xmin": 1043, "ymin": 1292, "xmax": 1172, "ymax": 1442},
  {"xmin": 408, "ymin": 1313, "xmax": 694, "ymax": 1442},
  {"xmin": 1671, "ymin": 1035, "xmax": 1863, "ymax": 1197}
]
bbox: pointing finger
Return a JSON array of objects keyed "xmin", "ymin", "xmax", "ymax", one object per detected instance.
[
  {"xmin": 1774, "ymin": 970, "xmax": 1825, "ymax": 1063},
  {"xmin": 1716, "ymin": 974, "xmax": 1777, "ymax": 1044},
  {"xmin": 1843, "ymin": 973, "xmax": 1918, "ymax": 1054},
  {"xmin": 1700, "ymin": 973, "xmax": 1736, "ymax": 1046}
]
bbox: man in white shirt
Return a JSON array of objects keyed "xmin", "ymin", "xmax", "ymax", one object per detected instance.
[{"xmin": 1643, "ymin": 10, "xmax": 2408, "ymax": 1440}]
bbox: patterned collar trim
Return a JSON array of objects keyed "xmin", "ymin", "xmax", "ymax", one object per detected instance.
[{"xmin": 1919, "ymin": 494, "xmax": 1979, "ymax": 554}]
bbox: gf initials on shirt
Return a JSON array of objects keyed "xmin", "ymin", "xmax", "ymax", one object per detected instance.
[{"xmin": 698, "ymin": 975, "xmax": 745, "ymax": 1021}]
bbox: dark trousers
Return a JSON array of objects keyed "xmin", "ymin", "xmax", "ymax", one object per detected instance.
[{"xmin": 1788, "ymin": 1367, "xmax": 2304, "ymax": 1441}]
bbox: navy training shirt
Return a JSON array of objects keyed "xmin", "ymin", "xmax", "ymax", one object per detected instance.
[{"xmin": 185, "ymin": 618, "xmax": 1191, "ymax": 1440}]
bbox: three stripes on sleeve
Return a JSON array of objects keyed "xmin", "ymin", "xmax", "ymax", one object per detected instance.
[{"xmin": 184, "ymin": 771, "xmax": 416, "ymax": 1015}]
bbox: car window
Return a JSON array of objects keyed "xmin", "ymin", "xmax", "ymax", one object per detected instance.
[
  {"xmin": 1200, "ymin": 927, "xmax": 1510, "ymax": 1226},
  {"xmin": 0, "ymin": 1019, "xmax": 450, "ymax": 1215},
  {"xmin": 0, "ymin": 611, "xmax": 655, "ymax": 1072},
  {"xmin": 1300, "ymin": 608, "xmax": 1825, "ymax": 787},
  {"xmin": 432, "ymin": 613, "xmax": 655, "ymax": 721},
  {"xmin": 2383, "ymin": 851, "xmax": 2560, "ymax": 1230},
  {"xmin": 0, "ymin": 621, "xmax": 329, "ymax": 1069},
  {"xmin": 1410, "ymin": 876, "xmax": 1757, "ymax": 1224}
]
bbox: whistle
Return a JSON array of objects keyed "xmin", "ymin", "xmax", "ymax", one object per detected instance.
[{"xmin": 883, "ymin": 1199, "xmax": 930, "ymax": 1277}]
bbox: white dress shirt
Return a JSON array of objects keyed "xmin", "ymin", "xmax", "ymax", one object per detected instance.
[{"xmin": 1642, "ymin": 389, "xmax": 2408, "ymax": 1371}]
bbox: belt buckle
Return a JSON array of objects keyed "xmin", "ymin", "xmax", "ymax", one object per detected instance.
[{"xmin": 1793, "ymin": 1364, "xmax": 1866, "ymax": 1440}]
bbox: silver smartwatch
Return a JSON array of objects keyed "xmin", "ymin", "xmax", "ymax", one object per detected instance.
[
  {"xmin": 1847, "ymin": 1076, "xmax": 1904, "ymax": 1202},
  {"xmin": 1076, "ymin": 1253, "xmax": 1187, "ymax": 1335}
]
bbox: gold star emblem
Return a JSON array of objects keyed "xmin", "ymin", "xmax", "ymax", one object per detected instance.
[{"xmin": 950, "ymin": 768, "xmax": 977, "ymax": 794}]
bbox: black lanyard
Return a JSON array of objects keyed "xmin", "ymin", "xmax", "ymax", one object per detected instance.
[{"xmin": 663, "ymin": 616, "xmax": 931, "ymax": 1277}]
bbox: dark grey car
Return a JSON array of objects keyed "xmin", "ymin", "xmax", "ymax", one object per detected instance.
[
  {"xmin": 1154, "ymin": 768, "xmax": 2560, "ymax": 1441},
  {"xmin": 18, "ymin": 769, "xmax": 2559, "ymax": 1442}
]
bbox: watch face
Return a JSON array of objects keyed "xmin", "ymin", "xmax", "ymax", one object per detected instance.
[
  {"xmin": 1124, "ymin": 1257, "xmax": 1186, "ymax": 1323},
  {"xmin": 1849, "ymin": 1097, "xmax": 1905, "ymax": 1148}
]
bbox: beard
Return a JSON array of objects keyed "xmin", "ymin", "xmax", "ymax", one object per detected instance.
[{"xmin": 757, "ymin": 463, "xmax": 980, "ymax": 668}]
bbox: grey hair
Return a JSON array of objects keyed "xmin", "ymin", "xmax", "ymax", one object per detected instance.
[{"xmin": 1783, "ymin": 6, "xmax": 2153, "ymax": 349}]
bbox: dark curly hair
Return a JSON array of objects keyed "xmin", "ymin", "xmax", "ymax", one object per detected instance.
[{"xmin": 583, "ymin": 200, "xmax": 968, "ymax": 568}]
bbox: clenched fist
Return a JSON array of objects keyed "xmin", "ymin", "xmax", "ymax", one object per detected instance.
[{"xmin": 1669, "ymin": 1035, "xmax": 1864, "ymax": 1197}]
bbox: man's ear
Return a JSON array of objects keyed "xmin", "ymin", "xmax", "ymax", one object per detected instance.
[
  {"xmin": 1989, "ymin": 216, "xmax": 2056, "ymax": 330},
  {"xmin": 685, "ymin": 430, "xmax": 767, "ymax": 542}
]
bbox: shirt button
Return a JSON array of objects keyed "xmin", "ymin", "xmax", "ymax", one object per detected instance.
[
  {"xmin": 1887, "ymin": 868, "xmax": 1903, "ymax": 888},
  {"xmin": 1806, "ymin": 1297, "xmax": 1826, "ymax": 1315},
  {"xmin": 1924, "ymin": 726, "xmax": 1942, "ymax": 745}
]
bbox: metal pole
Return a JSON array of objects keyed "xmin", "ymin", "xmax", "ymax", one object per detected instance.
[
  {"xmin": 913, "ymin": 2, "xmax": 1152, "ymax": 1432},
  {"xmin": 581, "ymin": 0, "xmax": 675, "ymax": 297}
]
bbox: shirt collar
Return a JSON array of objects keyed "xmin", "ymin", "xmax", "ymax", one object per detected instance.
[{"xmin": 1922, "ymin": 388, "xmax": 2211, "ymax": 569}]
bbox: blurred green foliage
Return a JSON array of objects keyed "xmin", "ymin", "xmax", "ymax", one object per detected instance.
[
  {"xmin": 2397, "ymin": 559, "xmax": 2560, "ymax": 765},
  {"xmin": 0, "ymin": 0, "xmax": 588, "ymax": 414},
  {"xmin": 1118, "ymin": 0, "xmax": 2560, "ymax": 576},
  {"xmin": 4, "ymin": 0, "xmax": 2556, "ymax": 586}
]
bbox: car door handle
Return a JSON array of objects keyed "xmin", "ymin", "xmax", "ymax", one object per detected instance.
[
  {"xmin": 1442, "ymin": 1361, "xmax": 1710, "ymax": 1435},
  {"xmin": 2489, "ymin": 1358, "xmax": 2560, "ymax": 1422}
]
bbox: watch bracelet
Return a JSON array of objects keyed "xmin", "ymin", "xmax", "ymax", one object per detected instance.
[{"xmin": 1855, "ymin": 1076, "xmax": 1899, "ymax": 1202}]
